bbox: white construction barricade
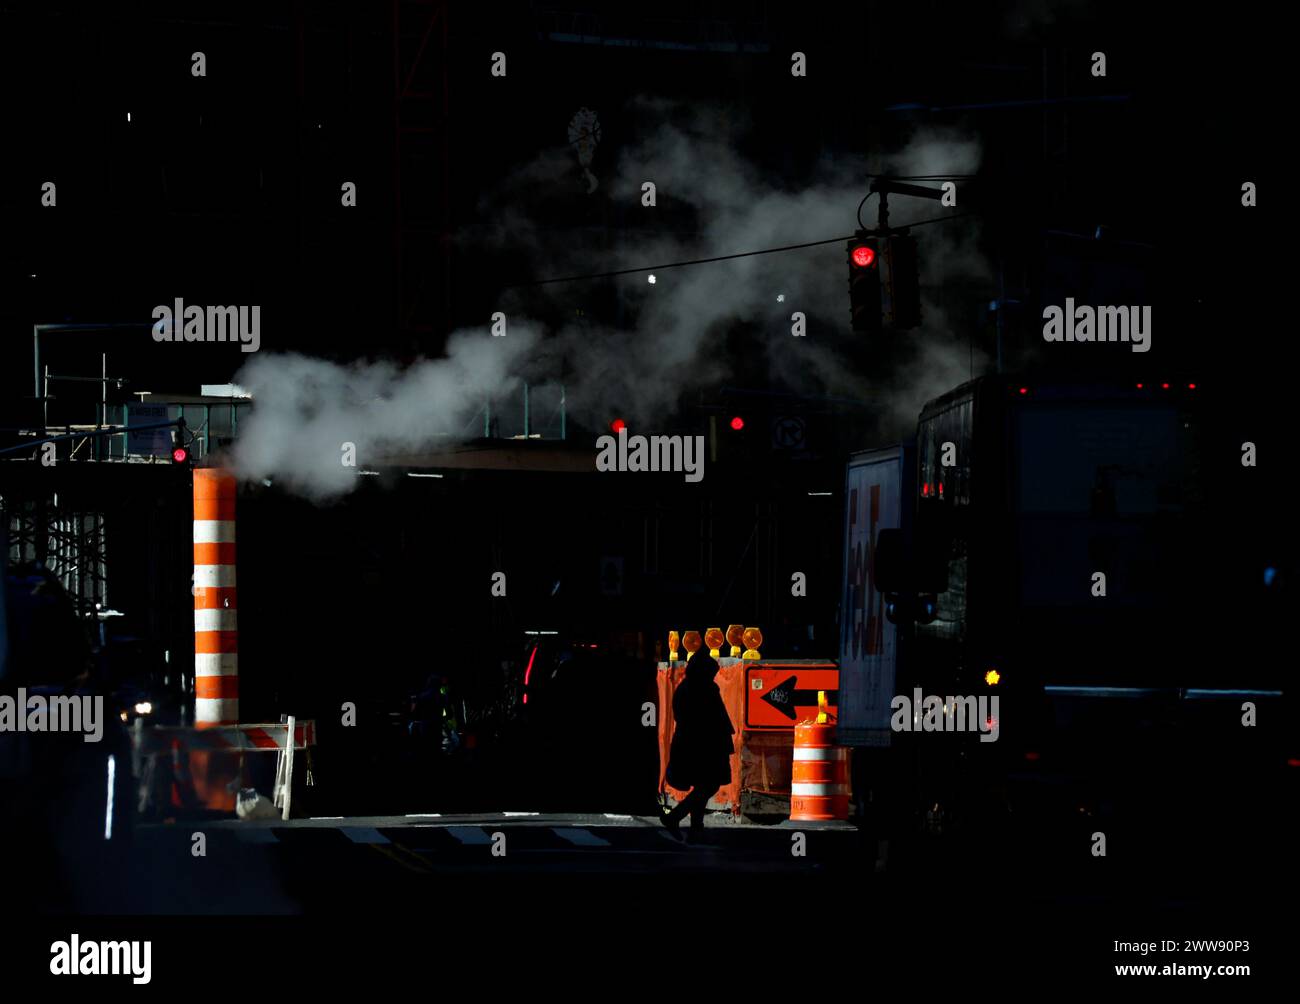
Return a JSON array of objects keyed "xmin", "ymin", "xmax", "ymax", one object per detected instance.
[{"xmin": 132, "ymin": 717, "xmax": 317, "ymax": 820}]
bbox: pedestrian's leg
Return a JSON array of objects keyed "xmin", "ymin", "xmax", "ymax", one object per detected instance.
[
  {"xmin": 661, "ymin": 786, "xmax": 691, "ymax": 838},
  {"xmin": 688, "ymin": 786, "xmax": 710, "ymax": 831},
  {"xmin": 669, "ymin": 791, "xmax": 702, "ymax": 822}
]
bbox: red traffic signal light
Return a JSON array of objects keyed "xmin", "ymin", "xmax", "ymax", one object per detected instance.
[
  {"xmin": 847, "ymin": 236, "xmax": 882, "ymax": 333},
  {"xmin": 729, "ymin": 416, "xmax": 745, "ymax": 431},
  {"xmin": 171, "ymin": 418, "xmax": 191, "ymax": 464}
]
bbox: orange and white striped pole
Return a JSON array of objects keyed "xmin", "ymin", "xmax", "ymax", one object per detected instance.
[{"xmin": 193, "ymin": 468, "xmax": 238, "ymax": 727}]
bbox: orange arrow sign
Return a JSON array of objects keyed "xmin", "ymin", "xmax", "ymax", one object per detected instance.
[{"xmin": 744, "ymin": 663, "xmax": 839, "ymax": 729}]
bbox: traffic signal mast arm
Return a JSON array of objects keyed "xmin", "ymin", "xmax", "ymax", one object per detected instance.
[
  {"xmin": 868, "ymin": 178, "xmax": 947, "ymax": 234},
  {"xmin": 0, "ymin": 418, "xmax": 186, "ymax": 457},
  {"xmin": 846, "ymin": 179, "xmax": 941, "ymax": 332}
]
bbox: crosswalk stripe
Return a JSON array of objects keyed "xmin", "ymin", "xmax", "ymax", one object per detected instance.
[{"xmin": 553, "ymin": 827, "xmax": 611, "ymax": 847}]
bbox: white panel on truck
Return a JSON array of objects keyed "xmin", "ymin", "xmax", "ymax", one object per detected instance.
[{"xmin": 838, "ymin": 445, "xmax": 909, "ymax": 746}]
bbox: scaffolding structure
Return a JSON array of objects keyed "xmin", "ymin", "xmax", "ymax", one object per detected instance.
[{"xmin": 1, "ymin": 495, "xmax": 108, "ymax": 617}]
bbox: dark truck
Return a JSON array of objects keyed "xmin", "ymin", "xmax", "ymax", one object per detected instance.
[{"xmin": 839, "ymin": 376, "xmax": 1294, "ymax": 868}]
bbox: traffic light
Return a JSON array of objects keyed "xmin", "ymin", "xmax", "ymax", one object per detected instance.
[
  {"xmin": 882, "ymin": 234, "xmax": 921, "ymax": 330},
  {"xmin": 171, "ymin": 419, "xmax": 190, "ymax": 465},
  {"xmin": 709, "ymin": 409, "xmax": 753, "ymax": 468},
  {"xmin": 847, "ymin": 234, "xmax": 881, "ymax": 333}
]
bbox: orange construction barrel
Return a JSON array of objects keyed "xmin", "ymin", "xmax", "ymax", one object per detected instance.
[
  {"xmin": 189, "ymin": 467, "xmax": 240, "ymax": 811},
  {"xmin": 193, "ymin": 467, "xmax": 239, "ymax": 727},
  {"xmin": 790, "ymin": 719, "xmax": 850, "ymax": 821}
]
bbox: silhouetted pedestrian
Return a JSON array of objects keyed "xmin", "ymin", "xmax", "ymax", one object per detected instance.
[{"xmin": 661, "ymin": 653, "xmax": 734, "ymax": 840}]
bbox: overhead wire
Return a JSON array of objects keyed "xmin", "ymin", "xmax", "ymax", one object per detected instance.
[{"xmin": 513, "ymin": 209, "xmax": 976, "ymax": 288}]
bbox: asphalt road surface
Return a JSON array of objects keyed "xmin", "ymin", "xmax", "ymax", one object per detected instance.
[
  {"xmin": 11, "ymin": 807, "xmax": 1289, "ymax": 985},
  {"xmin": 32, "ymin": 804, "xmax": 1287, "ymax": 917},
  {"xmin": 117, "ymin": 812, "xmax": 866, "ymax": 913}
]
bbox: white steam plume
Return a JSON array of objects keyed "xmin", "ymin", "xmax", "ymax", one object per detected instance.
[
  {"xmin": 488, "ymin": 101, "xmax": 990, "ymax": 429},
  {"xmin": 228, "ymin": 326, "xmax": 537, "ymax": 500},
  {"xmin": 230, "ymin": 100, "xmax": 989, "ymax": 498}
]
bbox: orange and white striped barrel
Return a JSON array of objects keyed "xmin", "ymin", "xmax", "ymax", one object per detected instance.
[
  {"xmin": 790, "ymin": 720, "xmax": 850, "ymax": 821},
  {"xmin": 193, "ymin": 468, "xmax": 238, "ymax": 727}
]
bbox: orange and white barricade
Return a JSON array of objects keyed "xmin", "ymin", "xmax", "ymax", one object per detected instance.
[
  {"xmin": 790, "ymin": 692, "xmax": 851, "ymax": 822},
  {"xmin": 188, "ymin": 468, "xmax": 239, "ymax": 810},
  {"xmin": 137, "ymin": 720, "xmax": 317, "ymax": 820},
  {"xmin": 193, "ymin": 468, "xmax": 238, "ymax": 727}
]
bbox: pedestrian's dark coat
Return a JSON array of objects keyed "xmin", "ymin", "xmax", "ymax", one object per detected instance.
[{"xmin": 666, "ymin": 654, "xmax": 735, "ymax": 792}]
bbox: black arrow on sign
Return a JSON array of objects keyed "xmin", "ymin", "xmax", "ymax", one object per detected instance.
[{"xmin": 760, "ymin": 675, "xmax": 839, "ymax": 720}]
